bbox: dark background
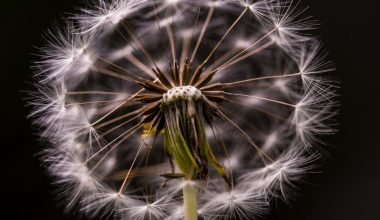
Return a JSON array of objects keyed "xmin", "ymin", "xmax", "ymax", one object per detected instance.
[{"xmin": 0, "ymin": 0, "xmax": 378, "ymax": 219}]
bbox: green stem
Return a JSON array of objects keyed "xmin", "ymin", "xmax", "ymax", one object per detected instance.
[{"xmin": 183, "ymin": 180, "xmax": 198, "ymax": 220}]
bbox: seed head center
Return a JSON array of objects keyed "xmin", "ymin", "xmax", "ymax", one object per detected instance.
[{"xmin": 162, "ymin": 86, "xmax": 202, "ymax": 104}]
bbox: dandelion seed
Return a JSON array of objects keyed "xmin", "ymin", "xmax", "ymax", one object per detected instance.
[{"xmin": 30, "ymin": 0, "xmax": 337, "ymax": 219}]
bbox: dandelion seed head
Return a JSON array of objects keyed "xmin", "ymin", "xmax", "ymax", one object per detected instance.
[{"xmin": 30, "ymin": 0, "xmax": 337, "ymax": 219}]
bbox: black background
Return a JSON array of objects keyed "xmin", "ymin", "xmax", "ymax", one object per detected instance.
[{"xmin": 0, "ymin": 0, "xmax": 379, "ymax": 219}]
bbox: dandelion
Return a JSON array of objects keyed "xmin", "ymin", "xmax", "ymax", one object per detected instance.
[{"xmin": 29, "ymin": 0, "xmax": 336, "ymax": 219}]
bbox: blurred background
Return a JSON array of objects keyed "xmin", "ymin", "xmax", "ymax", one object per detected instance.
[{"xmin": 0, "ymin": 0, "xmax": 378, "ymax": 219}]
